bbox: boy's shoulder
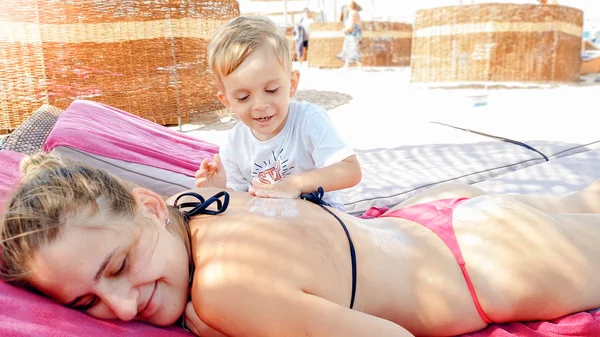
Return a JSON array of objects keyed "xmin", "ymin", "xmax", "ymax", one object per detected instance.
[
  {"xmin": 290, "ymin": 100, "xmax": 326, "ymax": 118},
  {"xmin": 288, "ymin": 101, "xmax": 335, "ymax": 136}
]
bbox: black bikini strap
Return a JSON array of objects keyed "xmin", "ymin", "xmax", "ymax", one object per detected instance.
[
  {"xmin": 174, "ymin": 191, "xmax": 229, "ymax": 332},
  {"xmin": 301, "ymin": 187, "xmax": 357, "ymax": 310},
  {"xmin": 300, "ymin": 187, "xmax": 330, "ymax": 206},
  {"xmin": 173, "ymin": 191, "xmax": 230, "ymax": 219}
]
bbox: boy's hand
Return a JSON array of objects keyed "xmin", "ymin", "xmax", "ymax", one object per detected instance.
[
  {"xmin": 195, "ymin": 154, "xmax": 227, "ymax": 189},
  {"xmin": 248, "ymin": 179, "xmax": 302, "ymax": 199},
  {"xmin": 183, "ymin": 301, "xmax": 227, "ymax": 337}
]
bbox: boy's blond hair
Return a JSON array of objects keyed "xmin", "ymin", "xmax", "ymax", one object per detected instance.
[{"xmin": 208, "ymin": 16, "xmax": 292, "ymax": 85}]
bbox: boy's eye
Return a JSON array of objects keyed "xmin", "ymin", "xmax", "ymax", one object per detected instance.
[
  {"xmin": 266, "ymin": 88, "xmax": 280, "ymax": 94},
  {"xmin": 236, "ymin": 95, "xmax": 249, "ymax": 102}
]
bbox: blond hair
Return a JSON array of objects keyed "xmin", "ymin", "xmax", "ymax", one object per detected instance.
[
  {"xmin": 208, "ymin": 16, "xmax": 292, "ymax": 85},
  {"xmin": 0, "ymin": 153, "xmax": 188, "ymax": 288}
]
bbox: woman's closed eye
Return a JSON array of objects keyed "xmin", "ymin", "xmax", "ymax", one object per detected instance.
[
  {"xmin": 113, "ymin": 256, "xmax": 128, "ymax": 277},
  {"xmin": 73, "ymin": 295, "xmax": 100, "ymax": 312},
  {"xmin": 71, "ymin": 256, "xmax": 127, "ymax": 312}
]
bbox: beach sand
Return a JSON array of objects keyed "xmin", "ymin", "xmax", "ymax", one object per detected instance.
[{"xmin": 174, "ymin": 65, "xmax": 600, "ymax": 151}]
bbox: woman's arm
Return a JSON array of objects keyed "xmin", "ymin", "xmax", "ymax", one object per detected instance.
[
  {"xmin": 183, "ymin": 301, "xmax": 227, "ymax": 337},
  {"xmin": 192, "ymin": 277, "xmax": 414, "ymax": 337}
]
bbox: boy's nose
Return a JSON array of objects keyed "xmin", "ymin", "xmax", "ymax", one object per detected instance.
[{"xmin": 253, "ymin": 97, "xmax": 267, "ymax": 111}]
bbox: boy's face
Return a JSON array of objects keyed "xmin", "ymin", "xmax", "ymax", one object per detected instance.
[{"xmin": 217, "ymin": 45, "xmax": 299, "ymax": 141}]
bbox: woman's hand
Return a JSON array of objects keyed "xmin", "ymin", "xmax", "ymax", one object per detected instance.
[
  {"xmin": 248, "ymin": 179, "xmax": 302, "ymax": 199},
  {"xmin": 183, "ymin": 301, "xmax": 227, "ymax": 337},
  {"xmin": 195, "ymin": 154, "xmax": 227, "ymax": 189}
]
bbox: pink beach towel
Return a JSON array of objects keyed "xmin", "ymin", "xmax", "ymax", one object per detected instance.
[
  {"xmin": 0, "ymin": 281, "xmax": 191, "ymax": 337},
  {"xmin": 43, "ymin": 100, "xmax": 219, "ymax": 177},
  {"xmin": 460, "ymin": 310, "xmax": 600, "ymax": 337},
  {"xmin": 0, "ymin": 150, "xmax": 25, "ymax": 211}
]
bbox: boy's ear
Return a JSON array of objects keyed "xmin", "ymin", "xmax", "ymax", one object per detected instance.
[
  {"xmin": 289, "ymin": 70, "xmax": 300, "ymax": 97},
  {"xmin": 132, "ymin": 187, "xmax": 169, "ymax": 227},
  {"xmin": 217, "ymin": 91, "xmax": 230, "ymax": 110}
]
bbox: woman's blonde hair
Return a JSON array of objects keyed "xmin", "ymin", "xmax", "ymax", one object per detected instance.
[
  {"xmin": 0, "ymin": 153, "xmax": 188, "ymax": 288},
  {"xmin": 208, "ymin": 16, "xmax": 292, "ymax": 86}
]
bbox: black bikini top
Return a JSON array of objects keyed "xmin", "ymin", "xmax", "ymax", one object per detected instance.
[
  {"xmin": 173, "ymin": 190, "xmax": 230, "ymax": 218},
  {"xmin": 173, "ymin": 188, "xmax": 357, "ymax": 310},
  {"xmin": 171, "ymin": 188, "xmax": 324, "ymax": 218}
]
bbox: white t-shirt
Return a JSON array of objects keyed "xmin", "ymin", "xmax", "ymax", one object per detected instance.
[{"xmin": 221, "ymin": 100, "xmax": 355, "ymax": 209}]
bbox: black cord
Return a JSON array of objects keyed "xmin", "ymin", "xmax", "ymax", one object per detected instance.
[
  {"xmin": 173, "ymin": 191, "xmax": 230, "ymax": 219},
  {"xmin": 301, "ymin": 187, "xmax": 357, "ymax": 309},
  {"xmin": 430, "ymin": 121, "xmax": 549, "ymax": 161}
]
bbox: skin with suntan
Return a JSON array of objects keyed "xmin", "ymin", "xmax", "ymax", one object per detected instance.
[
  {"xmin": 6, "ymin": 152, "xmax": 600, "ymax": 337},
  {"xmin": 177, "ymin": 183, "xmax": 600, "ymax": 336}
]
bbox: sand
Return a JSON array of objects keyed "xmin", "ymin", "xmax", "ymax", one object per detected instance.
[{"xmin": 174, "ymin": 65, "xmax": 600, "ymax": 151}]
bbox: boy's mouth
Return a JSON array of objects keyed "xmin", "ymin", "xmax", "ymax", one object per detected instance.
[{"xmin": 255, "ymin": 116, "xmax": 273, "ymax": 123}]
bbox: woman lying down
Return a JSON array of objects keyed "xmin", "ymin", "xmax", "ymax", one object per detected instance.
[{"xmin": 2, "ymin": 152, "xmax": 600, "ymax": 337}]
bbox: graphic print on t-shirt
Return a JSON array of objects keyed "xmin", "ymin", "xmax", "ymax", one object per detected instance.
[{"xmin": 252, "ymin": 149, "xmax": 294, "ymax": 184}]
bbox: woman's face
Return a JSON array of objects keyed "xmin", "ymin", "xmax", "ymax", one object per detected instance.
[{"xmin": 28, "ymin": 193, "xmax": 190, "ymax": 326}]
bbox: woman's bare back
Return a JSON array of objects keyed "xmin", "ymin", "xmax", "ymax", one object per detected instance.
[
  {"xmin": 183, "ymin": 188, "xmax": 600, "ymax": 336},
  {"xmin": 186, "ymin": 190, "xmax": 486, "ymax": 335}
]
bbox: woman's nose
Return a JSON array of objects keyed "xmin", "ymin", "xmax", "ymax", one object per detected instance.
[{"xmin": 98, "ymin": 282, "xmax": 139, "ymax": 321}]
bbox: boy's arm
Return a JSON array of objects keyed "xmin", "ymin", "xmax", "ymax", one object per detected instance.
[
  {"xmin": 302, "ymin": 107, "xmax": 362, "ymax": 193},
  {"xmin": 287, "ymin": 154, "xmax": 361, "ymax": 194},
  {"xmin": 201, "ymin": 138, "xmax": 249, "ymax": 191},
  {"xmin": 249, "ymin": 155, "xmax": 361, "ymax": 199},
  {"xmin": 195, "ymin": 154, "xmax": 228, "ymax": 189}
]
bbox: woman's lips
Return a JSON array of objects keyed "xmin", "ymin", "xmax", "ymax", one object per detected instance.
[{"xmin": 138, "ymin": 281, "xmax": 157, "ymax": 319}]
